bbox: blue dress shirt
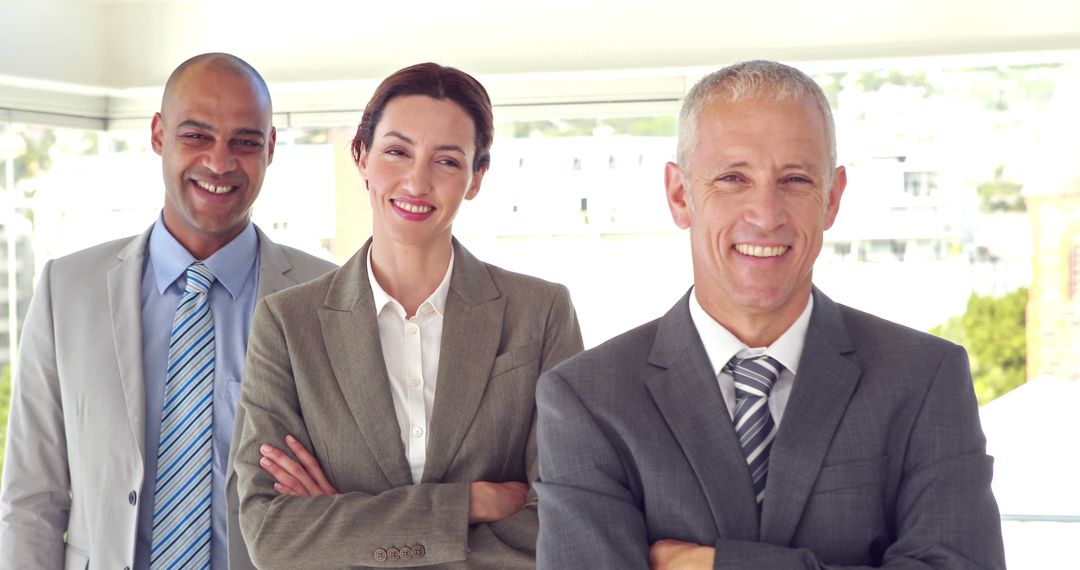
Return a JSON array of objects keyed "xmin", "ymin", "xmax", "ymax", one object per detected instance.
[{"xmin": 133, "ymin": 216, "xmax": 260, "ymax": 570}]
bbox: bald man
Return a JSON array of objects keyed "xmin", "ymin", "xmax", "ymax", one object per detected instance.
[{"xmin": 0, "ymin": 53, "xmax": 335, "ymax": 569}]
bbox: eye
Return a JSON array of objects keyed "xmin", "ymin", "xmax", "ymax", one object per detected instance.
[
  {"xmin": 437, "ymin": 157, "xmax": 462, "ymax": 168},
  {"xmin": 384, "ymin": 147, "xmax": 408, "ymax": 158},
  {"xmin": 783, "ymin": 175, "xmax": 813, "ymax": 185},
  {"xmin": 180, "ymin": 132, "xmax": 210, "ymax": 142},
  {"xmin": 715, "ymin": 173, "xmax": 744, "ymax": 183},
  {"xmin": 232, "ymin": 139, "xmax": 264, "ymax": 150}
]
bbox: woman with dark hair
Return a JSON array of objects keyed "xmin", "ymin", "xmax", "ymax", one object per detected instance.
[{"xmin": 233, "ymin": 63, "xmax": 582, "ymax": 568}]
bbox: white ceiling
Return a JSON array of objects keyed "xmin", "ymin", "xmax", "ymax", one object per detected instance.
[
  {"xmin": 6, "ymin": 0, "xmax": 1080, "ymax": 89},
  {"xmin": 4, "ymin": 0, "xmax": 1080, "ymax": 127}
]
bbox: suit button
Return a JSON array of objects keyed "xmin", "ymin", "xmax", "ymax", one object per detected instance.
[
  {"xmin": 128, "ymin": 491, "xmax": 137, "ymax": 505},
  {"xmin": 374, "ymin": 548, "xmax": 387, "ymax": 562},
  {"xmin": 387, "ymin": 547, "xmax": 400, "ymax": 560},
  {"xmin": 412, "ymin": 544, "xmax": 426, "ymax": 559},
  {"xmin": 399, "ymin": 546, "xmax": 413, "ymax": 560}
]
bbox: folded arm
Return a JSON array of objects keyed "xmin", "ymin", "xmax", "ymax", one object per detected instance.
[{"xmin": 259, "ymin": 435, "xmax": 527, "ymax": 522}]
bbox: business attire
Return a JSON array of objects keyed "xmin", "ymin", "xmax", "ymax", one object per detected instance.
[
  {"xmin": 234, "ymin": 239, "xmax": 583, "ymax": 569},
  {"xmin": 535, "ymin": 288, "xmax": 1005, "ymax": 569},
  {"xmin": 0, "ymin": 220, "xmax": 335, "ymax": 570}
]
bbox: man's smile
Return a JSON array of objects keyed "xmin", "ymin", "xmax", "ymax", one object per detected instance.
[{"xmin": 734, "ymin": 244, "xmax": 789, "ymax": 258}]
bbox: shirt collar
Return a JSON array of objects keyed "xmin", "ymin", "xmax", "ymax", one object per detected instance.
[
  {"xmin": 148, "ymin": 214, "xmax": 259, "ymax": 300},
  {"xmin": 366, "ymin": 247, "xmax": 454, "ymax": 319},
  {"xmin": 688, "ymin": 288, "xmax": 813, "ymax": 377}
]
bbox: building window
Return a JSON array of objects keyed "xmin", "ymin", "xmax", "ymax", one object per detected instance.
[{"xmin": 903, "ymin": 171, "xmax": 938, "ymax": 197}]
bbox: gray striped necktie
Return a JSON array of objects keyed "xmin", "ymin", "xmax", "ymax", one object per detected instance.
[
  {"xmin": 728, "ymin": 355, "xmax": 782, "ymax": 506},
  {"xmin": 151, "ymin": 262, "xmax": 216, "ymax": 569}
]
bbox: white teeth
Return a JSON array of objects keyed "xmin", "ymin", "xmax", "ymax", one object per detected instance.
[
  {"xmin": 196, "ymin": 181, "xmax": 233, "ymax": 194},
  {"xmin": 735, "ymin": 244, "xmax": 788, "ymax": 257},
  {"xmin": 393, "ymin": 199, "xmax": 433, "ymax": 214}
]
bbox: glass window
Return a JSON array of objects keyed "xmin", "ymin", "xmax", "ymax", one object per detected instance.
[{"xmin": 2, "ymin": 57, "xmax": 1079, "ymax": 563}]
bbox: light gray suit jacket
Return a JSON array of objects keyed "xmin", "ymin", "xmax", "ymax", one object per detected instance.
[
  {"xmin": 234, "ymin": 239, "xmax": 582, "ymax": 569},
  {"xmin": 0, "ymin": 224, "xmax": 335, "ymax": 570},
  {"xmin": 536, "ymin": 288, "xmax": 1005, "ymax": 569}
]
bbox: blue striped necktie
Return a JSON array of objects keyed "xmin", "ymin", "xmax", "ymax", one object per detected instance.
[
  {"xmin": 728, "ymin": 355, "xmax": 782, "ymax": 506},
  {"xmin": 151, "ymin": 262, "xmax": 216, "ymax": 569}
]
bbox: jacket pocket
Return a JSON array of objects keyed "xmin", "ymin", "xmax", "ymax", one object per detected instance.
[
  {"xmin": 811, "ymin": 455, "xmax": 889, "ymax": 494},
  {"xmin": 64, "ymin": 543, "xmax": 90, "ymax": 570},
  {"xmin": 491, "ymin": 343, "xmax": 541, "ymax": 378}
]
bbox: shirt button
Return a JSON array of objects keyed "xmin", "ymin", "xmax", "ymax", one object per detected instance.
[
  {"xmin": 412, "ymin": 426, "xmax": 424, "ymax": 439},
  {"xmin": 128, "ymin": 491, "xmax": 137, "ymax": 505},
  {"xmin": 405, "ymin": 323, "xmax": 419, "ymax": 335},
  {"xmin": 410, "ymin": 376, "xmax": 422, "ymax": 388}
]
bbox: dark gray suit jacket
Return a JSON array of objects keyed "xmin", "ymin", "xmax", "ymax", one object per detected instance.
[
  {"xmin": 235, "ymin": 239, "xmax": 583, "ymax": 569},
  {"xmin": 535, "ymin": 288, "xmax": 1004, "ymax": 569}
]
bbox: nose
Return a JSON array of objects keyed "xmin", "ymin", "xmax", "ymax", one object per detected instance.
[
  {"xmin": 744, "ymin": 185, "xmax": 786, "ymax": 231},
  {"xmin": 402, "ymin": 161, "xmax": 433, "ymax": 195},
  {"xmin": 203, "ymin": 141, "xmax": 237, "ymax": 175}
]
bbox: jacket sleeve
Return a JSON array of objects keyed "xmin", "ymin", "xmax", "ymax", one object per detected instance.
[
  {"xmin": 0, "ymin": 261, "xmax": 70, "ymax": 569},
  {"xmin": 479, "ymin": 284, "xmax": 584, "ymax": 561},
  {"xmin": 536, "ymin": 366, "xmax": 653, "ymax": 570}
]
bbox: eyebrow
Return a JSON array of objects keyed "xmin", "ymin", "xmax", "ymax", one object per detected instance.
[
  {"xmin": 177, "ymin": 120, "xmax": 266, "ymax": 139},
  {"xmin": 721, "ymin": 160, "xmax": 820, "ymax": 173},
  {"xmin": 383, "ymin": 131, "xmax": 466, "ymax": 155}
]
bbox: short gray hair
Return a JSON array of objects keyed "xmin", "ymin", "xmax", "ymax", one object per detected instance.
[{"xmin": 676, "ymin": 60, "xmax": 836, "ymax": 174}]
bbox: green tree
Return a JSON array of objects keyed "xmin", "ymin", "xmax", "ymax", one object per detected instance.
[
  {"xmin": 976, "ymin": 165, "xmax": 1025, "ymax": 213},
  {"xmin": 855, "ymin": 70, "xmax": 933, "ymax": 95},
  {"xmin": 0, "ymin": 365, "xmax": 10, "ymax": 479},
  {"xmin": 930, "ymin": 288, "xmax": 1027, "ymax": 405}
]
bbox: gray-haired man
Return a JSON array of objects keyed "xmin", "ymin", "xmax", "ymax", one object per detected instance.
[{"xmin": 535, "ymin": 60, "xmax": 1004, "ymax": 569}]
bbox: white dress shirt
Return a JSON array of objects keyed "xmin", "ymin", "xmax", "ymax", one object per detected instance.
[
  {"xmin": 687, "ymin": 288, "xmax": 813, "ymax": 426},
  {"xmin": 367, "ymin": 250, "xmax": 454, "ymax": 484}
]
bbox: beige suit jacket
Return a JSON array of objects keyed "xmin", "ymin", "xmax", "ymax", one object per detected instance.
[
  {"xmin": 0, "ymin": 224, "xmax": 335, "ymax": 570},
  {"xmin": 234, "ymin": 239, "xmax": 582, "ymax": 569}
]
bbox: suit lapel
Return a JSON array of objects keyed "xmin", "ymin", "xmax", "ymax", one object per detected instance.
[
  {"xmin": 254, "ymin": 226, "xmax": 297, "ymax": 298},
  {"xmin": 106, "ymin": 229, "xmax": 152, "ymax": 460},
  {"xmin": 760, "ymin": 289, "xmax": 861, "ymax": 546},
  {"xmin": 318, "ymin": 242, "xmax": 413, "ymax": 487},
  {"xmin": 645, "ymin": 292, "xmax": 761, "ymax": 540},
  {"xmin": 422, "ymin": 241, "xmax": 504, "ymax": 483},
  {"xmin": 227, "ymin": 228, "xmax": 305, "ymax": 482}
]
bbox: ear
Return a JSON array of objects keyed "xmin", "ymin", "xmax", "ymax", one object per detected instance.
[
  {"xmin": 824, "ymin": 165, "xmax": 846, "ymax": 230},
  {"xmin": 356, "ymin": 141, "xmax": 370, "ymax": 183},
  {"xmin": 151, "ymin": 112, "xmax": 165, "ymax": 156},
  {"xmin": 664, "ymin": 161, "xmax": 692, "ymax": 229},
  {"xmin": 465, "ymin": 166, "xmax": 487, "ymax": 201},
  {"xmin": 266, "ymin": 126, "xmax": 277, "ymax": 166}
]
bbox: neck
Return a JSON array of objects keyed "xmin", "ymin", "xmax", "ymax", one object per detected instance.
[
  {"xmin": 369, "ymin": 237, "xmax": 453, "ymax": 318},
  {"xmin": 164, "ymin": 223, "xmax": 243, "ymax": 261},
  {"xmin": 695, "ymin": 286, "xmax": 811, "ymax": 348}
]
